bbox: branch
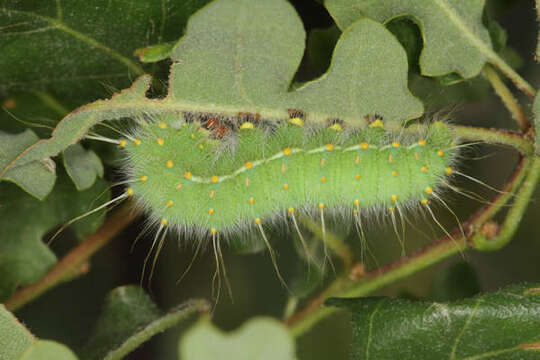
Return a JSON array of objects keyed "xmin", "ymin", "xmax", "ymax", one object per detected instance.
[{"xmin": 5, "ymin": 201, "xmax": 137, "ymax": 312}]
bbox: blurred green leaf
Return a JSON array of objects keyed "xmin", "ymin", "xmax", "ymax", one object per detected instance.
[
  {"xmin": 430, "ymin": 262, "xmax": 480, "ymax": 302},
  {"xmin": 533, "ymin": 90, "xmax": 540, "ymax": 155},
  {"xmin": 0, "ymin": 305, "xmax": 78, "ymax": 360},
  {"xmin": 329, "ymin": 282, "xmax": 540, "ymax": 359},
  {"xmin": 0, "ymin": 0, "xmax": 212, "ymax": 102},
  {"xmin": 80, "ymin": 286, "xmax": 208, "ymax": 360},
  {"xmin": 325, "ymin": 0, "xmax": 493, "ymax": 79},
  {"xmin": 63, "ymin": 144, "xmax": 103, "ymax": 191},
  {"xmin": 0, "ymin": 174, "xmax": 110, "ymax": 301},
  {"xmin": 179, "ymin": 316, "xmax": 297, "ymax": 360},
  {"xmin": 0, "ymin": 129, "xmax": 56, "ymax": 199}
]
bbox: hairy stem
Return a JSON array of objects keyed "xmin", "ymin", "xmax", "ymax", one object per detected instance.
[
  {"xmin": 5, "ymin": 201, "xmax": 137, "ymax": 312},
  {"xmin": 483, "ymin": 65, "xmax": 530, "ymax": 132}
]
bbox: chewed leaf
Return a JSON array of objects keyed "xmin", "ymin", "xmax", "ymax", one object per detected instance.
[
  {"xmin": 63, "ymin": 143, "xmax": 104, "ymax": 191},
  {"xmin": 180, "ymin": 316, "xmax": 297, "ymax": 360},
  {"xmin": 328, "ymin": 282, "xmax": 540, "ymax": 360},
  {"xmin": 0, "ymin": 129, "xmax": 56, "ymax": 199},
  {"xmin": 7, "ymin": 0, "xmax": 422, "ymax": 170},
  {"xmin": 0, "ymin": 175, "xmax": 109, "ymax": 301},
  {"xmin": 326, "ymin": 0, "xmax": 492, "ymax": 79},
  {"xmin": 325, "ymin": 0, "xmax": 534, "ymax": 97},
  {"xmin": 0, "ymin": 305, "xmax": 78, "ymax": 360}
]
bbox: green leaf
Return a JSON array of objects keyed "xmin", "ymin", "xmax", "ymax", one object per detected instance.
[
  {"xmin": 0, "ymin": 1, "xmax": 212, "ymax": 101},
  {"xmin": 324, "ymin": 0, "xmax": 534, "ymax": 98},
  {"xmin": 0, "ymin": 304, "xmax": 78, "ymax": 360},
  {"xmin": 80, "ymin": 286, "xmax": 208, "ymax": 360},
  {"xmin": 0, "ymin": 174, "xmax": 109, "ymax": 301},
  {"xmin": 7, "ymin": 0, "xmax": 423, "ymax": 169},
  {"xmin": 63, "ymin": 144, "xmax": 104, "ymax": 191},
  {"xmin": 328, "ymin": 282, "xmax": 540, "ymax": 360},
  {"xmin": 179, "ymin": 316, "xmax": 297, "ymax": 360},
  {"xmin": 0, "ymin": 129, "xmax": 56, "ymax": 199}
]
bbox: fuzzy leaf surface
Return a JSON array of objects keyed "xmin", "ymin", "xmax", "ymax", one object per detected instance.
[
  {"xmin": 0, "ymin": 175, "xmax": 109, "ymax": 301},
  {"xmin": 179, "ymin": 316, "xmax": 297, "ymax": 360},
  {"xmin": 63, "ymin": 144, "xmax": 103, "ymax": 191},
  {"xmin": 6, "ymin": 0, "xmax": 423, "ymax": 170},
  {"xmin": 80, "ymin": 286, "xmax": 208, "ymax": 360},
  {"xmin": 0, "ymin": 0, "xmax": 211, "ymax": 100},
  {"xmin": 328, "ymin": 282, "xmax": 540, "ymax": 359},
  {"xmin": 0, "ymin": 305, "xmax": 78, "ymax": 360},
  {"xmin": 0, "ymin": 129, "xmax": 56, "ymax": 199},
  {"xmin": 325, "ymin": 0, "xmax": 494, "ymax": 79}
]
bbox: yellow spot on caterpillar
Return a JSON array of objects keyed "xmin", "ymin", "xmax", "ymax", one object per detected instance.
[
  {"xmin": 325, "ymin": 144, "xmax": 334, "ymax": 151},
  {"xmin": 414, "ymin": 152, "xmax": 419, "ymax": 160},
  {"xmin": 157, "ymin": 138, "xmax": 164, "ymax": 146},
  {"xmin": 392, "ymin": 170, "xmax": 398, "ymax": 177},
  {"xmin": 288, "ymin": 207, "xmax": 295, "ymax": 214},
  {"xmin": 166, "ymin": 160, "xmax": 173, "ymax": 168},
  {"xmin": 388, "ymin": 154, "xmax": 393, "ymax": 163},
  {"xmin": 210, "ymin": 228, "xmax": 217, "ymax": 234},
  {"xmin": 209, "ymin": 190, "xmax": 215, "ymax": 198},
  {"xmin": 140, "ymin": 175, "xmax": 148, "ymax": 182},
  {"xmin": 329, "ymin": 123, "xmax": 342, "ymax": 132},
  {"xmin": 198, "ymin": 144, "xmax": 204, "ymax": 150},
  {"xmin": 126, "ymin": 188, "xmax": 134, "ymax": 196},
  {"xmin": 355, "ymin": 174, "xmax": 361, "ymax": 180},
  {"xmin": 361, "ymin": 142, "xmax": 369, "ymax": 149},
  {"xmin": 318, "ymin": 203, "xmax": 325, "ymax": 209},
  {"xmin": 240, "ymin": 122, "xmax": 254, "ymax": 129},
  {"xmin": 119, "ymin": 139, "xmax": 127, "ymax": 148},
  {"xmin": 283, "ymin": 184, "xmax": 289, "ymax": 190},
  {"xmin": 249, "ymin": 197, "xmax": 255, "ymax": 204},
  {"xmin": 284, "ymin": 148, "xmax": 292, "ymax": 156},
  {"xmin": 354, "ymin": 155, "xmax": 360, "ymax": 164},
  {"xmin": 425, "ymin": 186, "xmax": 433, "ymax": 194},
  {"xmin": 320, "ymin": 158, "xmax": 325, "ymax": 167},
  {"xmin": 421, "ymin": 166, "xmax": 428, "ymax": 172},
  {"xmin": 421, "ymin": 199, "xmax": 429, "ymax": 206},
  {"xmin": 185, "ymin": 171, "xmax": 192, "ymax": 180},
  {"xmin": 211, "ymin": 175, "xmax": 219, "ymax": 183},
  {"xmin": 190, "ymin": 133, "xmax": 196, "ymax": 139},
  {"xmin": 388, "ymin": 207, "xmax": 395, "ymax": 212},
  {"xmin": 167, "ymin": 200, "xmax": 173, "ymax": 207},
  {"xmin": 289, "ymin": 117, "xmax": 304, "ymax": 127},
  {"xmin": 353, "ymin": 209, "xmax": 359, "ymax": 215},
  {"xmin": 391, "ymin": 195, "xmax": 398, "ymax": 202},
  {"xmin": 176, "ymin": 183, "xmax": 183, "ymax": 190},
  {"xmin": 134, "ymin": 139, "xmax": 141, "ymax": 146},
  {"xmin": 446, "ymin": 167, "xmax": 453, "ymax": 175},
  {"xmin": 281, "ymin": 163, "xmax": 286, "ymax": 173},
  {"xmin": 245, "ymin": 178, "xmax": 250, "ymax": 187},
  {"xmin": 353, "ymin": 199, "xmax": 360, "ymax": 206},
  {"xmin": 245, "ymin": 161, "xmax": 253, "ymax": 169},
  {"xmin": 161, "ymin": 219, "xmax": 168, "ymax": 226},
  {"xmin": 208, "ymin": 208, "xmax": 214, "ymax": 215},
  {"xmin": 158, "ymin": 122, "xmax": 168, "ymax": 129},
  {"xmin": 418, "ymin": 140, "xmax": 426, "ymax": 146},
  {"xmin": 392, "ymin": 141, "xmax": 400, "ymax": 148},
  {"xmin": 369, "ymin": 119, "xmax": 385, "ymax": 129},
  {"xmin": 320, "ymin": 176, "xmax": 327, "ymax": 183},
  {"xmin": 255, "ymin": 218, "xmax": 262, "ymax": 224},
  {"xmin": 437, "ymin": 150, "xmax": 444, "ymax": 157}
]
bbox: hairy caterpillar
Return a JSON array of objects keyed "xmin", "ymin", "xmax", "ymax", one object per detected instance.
[{"xmin": 119, "ymin": 114, "xmax": 456, "ymax": 239}]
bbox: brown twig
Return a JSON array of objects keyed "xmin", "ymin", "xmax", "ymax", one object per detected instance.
[{"xmin": 5, "ymin": 201, "xmax": 137, "ymax": 311}]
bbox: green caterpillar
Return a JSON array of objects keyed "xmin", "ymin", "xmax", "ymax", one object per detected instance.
[{"xmin": 121, "ymin": 114, "xmax": 456, "ymax": 237}]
